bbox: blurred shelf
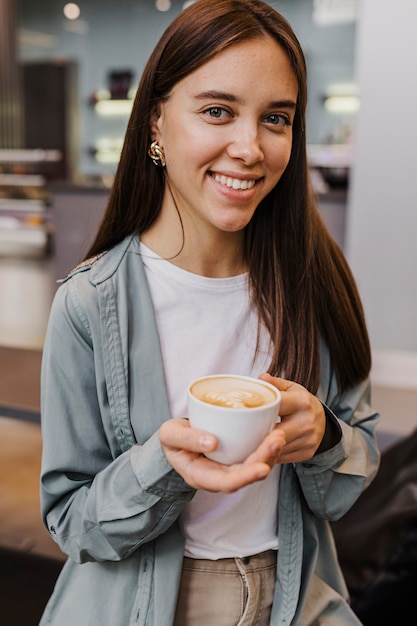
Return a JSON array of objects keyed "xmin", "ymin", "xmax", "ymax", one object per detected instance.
[
  {"xmin": 0, "ymin": 149, "xmax": 62, "ymax": 164},
  {"xmin": 94, "ymin": 99, "xmax": 133, "ymax": 116},
  {"xmin": 0, "ymin": 226, "xmax": 49, "ymax": 259},
  {"xmin": 0, "ymin": 199, "xmax": 45, "ymax": 213},
  {"xmin": 0, "ymin": 150, "xmax": 58, "ymax": 259},
  {"xmin": 307, "ymin": 143, "xmax": 353, "ymax": 168},
  {"xmin": 0, "ymin": 174, "xmax": 45, "ymax": 187}
]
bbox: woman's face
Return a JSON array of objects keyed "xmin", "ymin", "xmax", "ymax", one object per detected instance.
[{"xmin": 152, "ymin": 35, "xmax": 298, "ymax": 235}]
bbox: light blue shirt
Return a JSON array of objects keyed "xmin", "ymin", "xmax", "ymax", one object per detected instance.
[{"xmin": 40, "ymin": 234, "xmax": 380, "ymax": 625}]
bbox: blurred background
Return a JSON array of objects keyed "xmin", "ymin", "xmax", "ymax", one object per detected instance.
[{"xmin": 0, "ymin": 0, "xmax": 416, "ymax": 624}]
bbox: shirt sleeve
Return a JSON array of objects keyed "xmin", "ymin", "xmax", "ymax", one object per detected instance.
[
  {"xmin": 40, "ymin": 280, "xmax": 194, "ymax": 564},
  {"xmin": 293, "ymin": 347, "xmax": 381, "ymax": 521}
]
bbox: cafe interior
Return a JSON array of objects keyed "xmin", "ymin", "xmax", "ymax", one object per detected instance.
[{"xmin": 0, "ymin": 0, "xmax": 416, "ymax": 624}]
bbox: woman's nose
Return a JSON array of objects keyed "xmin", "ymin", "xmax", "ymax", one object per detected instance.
[{"xmin": 226, "ymin": 123, "xmax": 264, "ymax": 165}]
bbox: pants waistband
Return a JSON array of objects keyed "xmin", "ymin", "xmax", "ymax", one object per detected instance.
[{"xmin": 183, "ymin": 549, "xmax": 277, "ymax": 573}]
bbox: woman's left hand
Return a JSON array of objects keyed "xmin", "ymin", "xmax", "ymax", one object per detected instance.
[{"xmin": 259, "ymin": 373, "xmax": 327, "ymax": 464}]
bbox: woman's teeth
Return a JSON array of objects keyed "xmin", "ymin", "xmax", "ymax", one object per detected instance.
[{"xmin": 212, "ymin": 174, "xmax": 256, "ymax": 190}]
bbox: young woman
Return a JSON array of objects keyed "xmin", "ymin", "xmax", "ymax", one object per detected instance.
[{"xmin": 39, "ymin": 1, "xmax": 380, "ymax": 624}]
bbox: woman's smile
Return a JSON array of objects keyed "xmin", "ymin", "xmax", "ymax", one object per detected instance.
[{"xmin": 210, "ymin": 172, "xmax": 258, "ymax": 191}]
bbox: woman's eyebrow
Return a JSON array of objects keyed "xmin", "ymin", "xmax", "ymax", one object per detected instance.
[
  {"xmin": 270, "ymin": 100, "xmax": 297, "ymax": 110},
  {"xmin": 194, "ymin": 90, "xmax": 238, "ymax": 102},
  {"xmin": 194, "ymin": 90, "xmax": 296, "ymax": 109}
]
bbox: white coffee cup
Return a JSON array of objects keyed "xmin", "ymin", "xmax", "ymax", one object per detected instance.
[{"xmin": 187, "ymin": 374, "xmax": 281, "ymax": 465}]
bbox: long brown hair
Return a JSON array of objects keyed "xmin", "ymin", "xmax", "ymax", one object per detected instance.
[{"xmin": 85, "ymin": 0, "xmax": 371, "ymax": 393}]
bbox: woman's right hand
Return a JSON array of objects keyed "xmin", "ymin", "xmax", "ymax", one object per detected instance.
[{"xmin": 159, "ymin": 418, "xmax": 285, "ymax": 493}]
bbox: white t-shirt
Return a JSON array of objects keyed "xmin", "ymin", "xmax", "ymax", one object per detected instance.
[{"xmin": 140, "ymin": 242, "xmax": 279, "ymax": 559}]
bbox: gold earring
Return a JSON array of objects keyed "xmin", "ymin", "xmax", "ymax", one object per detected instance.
[{"xmin": 148, "ymin": 141, "xmax": 166, "ymax": 167}]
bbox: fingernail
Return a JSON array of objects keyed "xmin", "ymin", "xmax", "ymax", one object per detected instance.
[{"xmin": 200, "ymin": 435, "xmax": 215, "ymax": 450}]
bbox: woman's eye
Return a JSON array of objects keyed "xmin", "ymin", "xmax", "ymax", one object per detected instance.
[
  {"xmin": 204, "ymin": 107, "xmax": 230, "ymax": 120},
  {"xmin": 265, "ymin": 113, "xmax": 291, "ymax": 127}
]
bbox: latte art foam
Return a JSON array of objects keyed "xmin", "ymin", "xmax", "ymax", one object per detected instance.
[
  {"xmin": 191, "ymin": 376, "xmax": 277, "ymax": 409},
  {"xmin": 201, "ymin": 389, "xmax": 264, "ymax": 408}
]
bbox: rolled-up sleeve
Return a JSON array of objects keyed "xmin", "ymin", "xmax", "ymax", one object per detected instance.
[
  {"xmin": 40, "ymin": 281, "xmax": 194, "ymax": 564},
  {"xmin": 294, "ymin": 351, "xmax": 380, "ymax": 521}
]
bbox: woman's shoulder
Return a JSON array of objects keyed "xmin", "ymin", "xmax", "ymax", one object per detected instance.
[
  {"xmin": 49, "ymin": 235, "xmax": 140, "ymax": 338},
  {"xmin": 66, "ymin": 250, "xmax": 108, "ymax": 277},
  {"xmin": 59, "ymin": 234, "xmax": 138, "ymax": 286}
]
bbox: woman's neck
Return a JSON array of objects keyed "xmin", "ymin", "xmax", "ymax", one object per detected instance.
[{"xmin": 141, "ymin": 219, "xmax": 246, "ymax": 278}]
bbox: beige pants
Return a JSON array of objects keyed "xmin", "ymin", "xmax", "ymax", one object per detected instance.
[{"xmin": 174, "ymin": 550, "xmax": 277, "ymax": 626}]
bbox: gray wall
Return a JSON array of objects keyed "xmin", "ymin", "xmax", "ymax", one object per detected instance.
[
  {"xmin": 18, "ymin": 0, "xmax": 357, "ymax": 177},
  {"xmin": 346, "ymin": 0, "xmax": 417, "ymax": 390}
]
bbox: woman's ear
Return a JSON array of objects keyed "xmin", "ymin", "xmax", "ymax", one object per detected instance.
[{"xmin": 149, "ymin": 106, "xmax": 162, "ymax": 141}]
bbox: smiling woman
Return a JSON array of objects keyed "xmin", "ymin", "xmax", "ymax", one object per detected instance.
[{"xmin": 38, "ymin": 1, "xmax": 380, "ymax": 624}]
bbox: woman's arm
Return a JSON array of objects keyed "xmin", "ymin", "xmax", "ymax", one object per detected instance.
[
  {"xmin": 265, "ymin": 366, "xmax": 380, "ymax": 522},
  {"xmin": 40, "ymin": 283, "xmax": 194, "ymax": 564},
  {"xmin": 295, "ymin": 375, "xmax": 381, "ymax": 521}
]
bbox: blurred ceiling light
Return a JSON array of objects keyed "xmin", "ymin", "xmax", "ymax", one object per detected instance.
[
  {"xmin": 63, "ymin": 3, "xmax": 81, "ymax": 20},
  {"xmin": 94, "ymin": 138, "xmax": 123, "ymax": 164},
  {"xmin": 95, "ymin": 100, "xmax": 133, "ymax": 116},
  {"xmin": 324, "ymin": 95, "xmax": 360, "ymax": 114},
  {"xmin": 96, "ymin": 137, "xmax": 124, "ymax": 151},
  {"xmin": 324, "ymin": 82, "xmax": 359, "ymax": 113},
  {"xmin": 95, "ymin": 152, "xmax": 120, "ymax": 164},
  {"xmin": 156, "ymin": 0, "xmax": 171, "ymax": 11},
  {"xmin": 313, "ymin": 0, "xmax": 359, "ymax": 26},
  {"xmin": 19, "ymin": 28, "xmax": 59, "ymax": 49}
]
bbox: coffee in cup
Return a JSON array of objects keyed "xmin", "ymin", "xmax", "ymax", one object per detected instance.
[{"xmin": 187, "ymin": 374, "xmax": 281, "ymax": 465}]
